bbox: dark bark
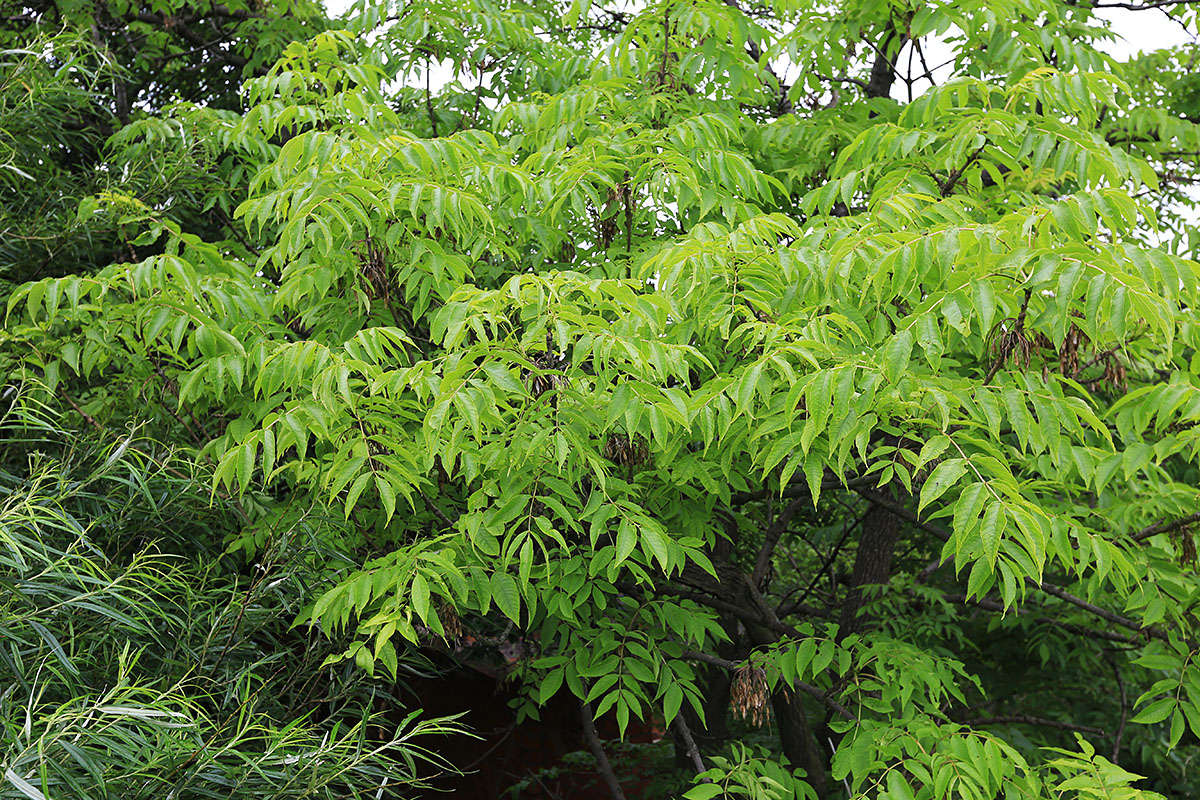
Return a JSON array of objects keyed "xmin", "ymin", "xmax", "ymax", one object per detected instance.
[
  {"xmin": 672, "ymin": 713, "xmax": 708, "ymax": 775},
  {"xmin": 580, "ymin": 698, "xmax": 627, "ymax": 800},
  {"xmin": 753, "ymin": 496, "xmax": 808, "ymax": 587},
  {"xmin": 771, "ymin": 689, "xmax": 829, "ymax": 799},
  {"xmin": 865, "ymin": 31, "xmax": 909, "ymax": 99},
  {"xmin": 837, "ymin": 502, "xmax": 903, "ymax": 638}
]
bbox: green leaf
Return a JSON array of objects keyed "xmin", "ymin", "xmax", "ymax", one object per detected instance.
[
  {"xmin": 411, "ymin": 573, "xmax": 430, "ymax": 622},
  {"xmin": 615, "ymin": 518, "xmax": 637, "ymax": 566},
  {"xmin": 376, "ymin": 475, "xmax": 397, "ymax": 522},
  {"xmin": 1131, "ymin": 697, "xmax": 1174, "ymax": 725},
  {"xmin": 344, "ymin": 472, "xmax": 372, "ymax": 518},
  {"xmin": 919, "ymin": 458, "xmax": 967, "ymax": 513},
  {"xmin": 491, "ymin": 572, "xmax": 521, "ymax": 624},
  {"xmin": 883, "ymin": 329, "xmax": 914, "ymax": 384},
  {"xmin": 979, "ymin": 502, "xmax": 1005, "ymax": 568}
]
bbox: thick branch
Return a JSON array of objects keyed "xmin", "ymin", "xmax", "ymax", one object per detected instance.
[
  {"xmin": 855, "ymin": 488, "xmax": 948, "ymax": 542},
  {"xmin": 838, "ymin": 500, "xmax": 902, "ymax": 637},
  {"xmin": 864, "ymin": 30, "xmax": 909, "ymax": 99}
]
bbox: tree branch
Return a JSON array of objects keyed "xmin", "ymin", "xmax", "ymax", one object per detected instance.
[
  {"xmin": 1106, "ymin": 651, "xmax": 1128, "ymax": 763},
  {"xmin": 416, "ymin": 487, "xmax": 455, "ymax": 527},
  {"xmin": 425, "ymin": 54, "xmax": 440, "ymax": 137},
  {"xmin": 965, "ymin": 714, "xmax": 1106, "ymax": 736},
  {"xmin": 1132, "ymin": 511, "xmax": 1200, "ymax": 542},
  {"xmin": 943, "ymin": 593, "xmax": 1138, "ymax": 645},
  {"xmin": 855, "ymin": 487, "xmax": 949, "ymax": 541},
  {"xmin": 939, "ymin": 141, "xmax": 988, "ymax": 196},
  {"xmin": 753, "ymin": 495, "xmax": 809, "ymax": 586},
  {"xmin": 776, "ymin": 511, "xmax": 862, "ymax": 616},
  {"xmin": 864, "ymin": 29, "xmax": 909, "ymax": 99},
  {"xmin": 731, "ymin": 473, "xmax": 874, "ymax": 506},
  {"xmin": 857, "ymin": 488, "xmax": 1168, "ymax": 642},
  {"xmin": 814, "ymin": 72, "xmax": 870, "ymax": 91},
  {"xmin": 1090, "ymin": 0, "xmax": 1200, "ymax": 9},
  {"xmin": 672, "ymin": 714, "xmax": 708, "ymax": 776},
  {"xmin": 580, "ymin": 698, "xmax": 628, "ymax": 800},
  {"xmin": 656, "ymin": 578, "xmax": 814, "ymax": 639}
]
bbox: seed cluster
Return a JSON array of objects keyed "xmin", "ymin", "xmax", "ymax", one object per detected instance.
[{"xmin": 731, "ymin": 665, "xmax": 770, "ymax": 728}]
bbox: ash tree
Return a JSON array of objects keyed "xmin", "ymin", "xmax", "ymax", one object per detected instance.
[{"xmin": 6, "ymin": 0, "xmax": 1200, "ymax": 796}]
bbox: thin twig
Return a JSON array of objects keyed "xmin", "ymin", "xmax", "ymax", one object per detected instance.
[
  {"xmin": 416, "ymin": 487, "xmax": 455, "ymax": 527},
  {"xmin": 814, "ymin": 72, "xmax": 870, "ymax": 91},
  {"xmin": 858, "ymin": 486, "xmax": 1172, "ymax": 642},
  {"xmin": 1091, "ymin": 0, "xmax": 1200, "ymax": 9},
  {"xmin": 425, "ymin": 55, "xmax": 439, "ymax": 137},
  {"xmin": 940, "ymin": 141, "xmax": 988, "ymax": 196},
  {"xmin": 753, "ymin": 496, "xmax": 808, "ymax": 586}
]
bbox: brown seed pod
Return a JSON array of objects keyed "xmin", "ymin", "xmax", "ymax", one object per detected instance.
[
  {"xmin": 1059, "ymin": 324, "xmax": 1088, "ymax": 376},
  {"xmin": 731, "ymin": 665, "xmax": 770, "ymax": 727},
  {"xmin": 524, "ymin": 350, "xmax": 569, "ymax": 397},
  {"xmin": 355, "ymin": 234, "xmax": 391, "ymax": 302},
  {"xmin": 594, "ymin": 180, "xmax": 633, "ymax": 250},
  {"xmin": 986, "ymin": 317, "xmax": 1037, "ymax": 372},
  {"xmin": 1103, "ymin": 355, "xmax": 1127, "ymax": 392},
  {"xmin": 602, "ymin": 433, "xmax": 651, "ymax": 468},
  {"xmin": 437, "ymin": 603, "xmax": 464, "ymax": 642}
]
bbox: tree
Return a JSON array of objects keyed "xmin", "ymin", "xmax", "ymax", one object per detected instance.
[{"xmin": 4, "ymin": 0, "xmax": 1200, "ymax": 797}]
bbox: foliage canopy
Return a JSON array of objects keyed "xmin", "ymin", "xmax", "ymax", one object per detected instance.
[{"xmin": 4, "ymin": 0, "xmax": 1200, "ymax": 797}]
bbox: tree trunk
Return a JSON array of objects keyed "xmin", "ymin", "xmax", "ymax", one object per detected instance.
[
  {"xmin": 838, "ymin": 502, "xmax": 903, "ymax": 638},
  {"xmin": 771, "ymin": 688, "xmax": 829, "ymax": 799}
]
